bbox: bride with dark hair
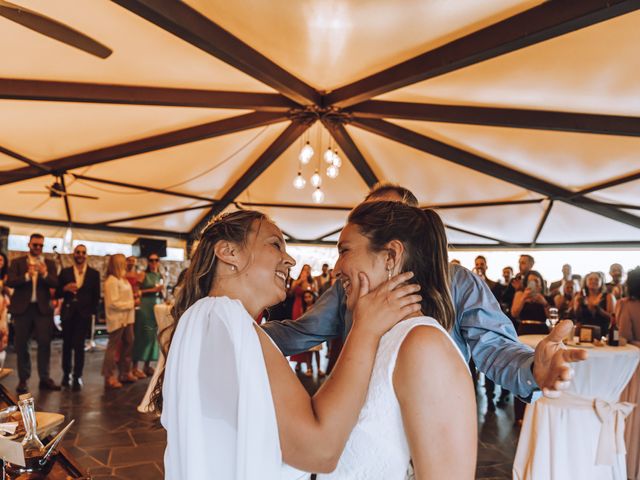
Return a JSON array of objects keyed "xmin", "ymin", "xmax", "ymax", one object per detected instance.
[{"xmin": 156, "ymin": 210, "xmax": 422, "ymax": 479}]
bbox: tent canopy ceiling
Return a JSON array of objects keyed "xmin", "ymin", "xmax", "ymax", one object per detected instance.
[{"xmin": 0, "ymin": 0, "xmax": 638, "ymax": 249}]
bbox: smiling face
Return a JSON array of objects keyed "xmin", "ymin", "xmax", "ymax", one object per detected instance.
[
  {"xmin": 474, "ymin": 257, "xmax": 487, "ymax": 275},
  {"xmin": 586, "ymin": 273, "xmax": 602, "ymax": 292},
  {"xmin": 334, "ymin": 223, "xmax": 389, "ymax": 311},
  {"xmin": 73, "ymin": 245, "xmax": 87, "ymax": 266},
  {"xmin": 234, "ymin": 220, "xmax": 295, "ymax": 310}
]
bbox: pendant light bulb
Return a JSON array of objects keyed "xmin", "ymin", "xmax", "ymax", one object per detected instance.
[
  {"xmin": 299, "ymin": 142, "xmax": 314, "ymax": 165},
  {"xmin": 332, "ymin": 150, "xmax": 342, "ymax": 168},
  {"xmin": 310, "ymin": 171, "xmax": 322, "ymax": 188},
  {"xmin": 324, "ymin": 147, "xmax": 334, "ymax": 164},
  {"xmin": 293, "ymin": 172, "xmax": 306, "ymax": 190},
  {"xmin": 326, "ymin": 164, "xmax": 339, "ymax": 179},
  {"xmin": 312, "ymin": 187, "xmax": 325, "ymax": 204}
]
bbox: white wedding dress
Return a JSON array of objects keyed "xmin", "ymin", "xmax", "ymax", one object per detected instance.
[
  {"xmin": 317, "ymin": 316, "xmax": 468, "ymax": 480},
  {"xmin": 162, "ymin": 296, "xmax": 307, "ymax": 480}
]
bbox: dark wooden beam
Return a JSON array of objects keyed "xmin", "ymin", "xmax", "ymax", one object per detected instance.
[
  {"xmin": 235, "ymin": 201, "xmax": 352, "ymax": 212},
  {"xmin": 351, "ymin": 117, "xmax": 640, "ymax": 229},
  {"xmin": 101, "ymin": 204, "xmax": 213, "ymax": 225},
  {"xmin": 428, "ymin": 198, "xmax": 544, "ymax": 210},
  {"xmin": 321, "ymin": 120, "xmax": 379, "ymax": 187},
  {"xmin": 0, "ymin": 212, "xmax": 186, "ymax": 239},
  {"xmin": 0, "ymin": 78, "xmax": 296, "ymax": 111},
  {"xmin": 191, "ymin": 120, "xmax": 314, "ymax": 236},
  {"xmin": 326, "ymin": 1, "xmax": 640, "ymax": 107},
  {"xmin": 0, "ymin": 111, "xmax": 285, "ymax": 186},
  {"xmin": 349, "ymin": 101, "xmax": 640, "ymax": 137},
  {"xmin": 572, "ymin": 171, "xmax": 640, "ymax": 197},
  {"xmin": 113, "ymin": 0, "xmax": 321, "ymax": 106},
  {"xmin": 72, "ymin": 174, "xmax": 214, "ymax": 202},
  {"xmin": 531, "ymin": 200, "xmax": 554, "ymax": 246},
  {"xmin": 0, "ymin": 145, "xmax": 50, "ymax": 172}
]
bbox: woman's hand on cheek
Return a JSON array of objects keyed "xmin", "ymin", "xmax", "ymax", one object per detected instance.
[{"xmin": 352, "ymin": 271, "xmax": 422, "ymax": 338}]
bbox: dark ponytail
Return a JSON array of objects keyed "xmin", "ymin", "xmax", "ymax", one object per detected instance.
[{"xmin": 348, "ymin": 201, "xmax": 454, "ymax": 331}]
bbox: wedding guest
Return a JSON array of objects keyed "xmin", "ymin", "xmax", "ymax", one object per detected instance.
[
  {"xmin": 575, "ymin": 271, "xmax": 615, "ymax": 337},
  {"xmin": 315, "ymin": 263, "xmax": 332, "ymax": 296},
  {"xmin": 102, "ymin": 254, "xmax": 137, "ymax": 389},
  {"xmin": 0, "ymin": 252, "xmax": 9, "ymax": 355},
  {"xmin": 290, "ymin": 264, "xmax": 316, "ymax": 374},
  {"xmin": 303, "ymin": 291, "xmax": 325, "ymax": 378},
  {"xmin": 607, "ymin": 263, "xmax": 626, "ymax": 299},
  {"xmin": 56, "ymin": 244, "xmax": 100, "ymax": 390},
  {"xmin": 549, "ymin": 263, "xmax": 572, "ymax": 297},
  {"xmin": 511, "ymin": 270, "xmax": 548, "ymax": 325},
  {"xmin": 473, "ymin": 255, "xmax": 497, "ymax": 290},
  {"xmin": 554, "ymin": 279, "xmax": 578, "ymax": 320},
  {"xmin": 125, "ymin": 255, "xmax": 143, "ymax": 304},
  {"xmin": 518, "ymin": 254, "xmax": 535, "ymax": 278},
  {"xmin": 7, "ymin": 233, "xmax": 60, "ymax": 393},
  {"xmin": 618, "ymin": 267, "xmax": 640, "ymax": 344},
  {"xmin": 618, "ymin": 267, "xmax": 640, "ymax": 479},
  {"xmin": 132, "ymin": 253, "xmax": 163, "ymax": 378}
]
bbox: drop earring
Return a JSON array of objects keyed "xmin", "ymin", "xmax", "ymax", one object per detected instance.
[
  {"xmin": 387, "ymin": 266, "xmax": 392, "ymax": 281},
  {"xmin": 231, "ymin": 265, "xmax": 236, "ymax": 271}
]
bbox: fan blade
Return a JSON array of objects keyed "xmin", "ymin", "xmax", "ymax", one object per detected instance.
[
  {"xmin": 0, "ymin": 0, "xmax": 112, "ymax": 58},
  {"xmin": 66, "ymin": 193, "xmax": 98, "ymax": 200},
  {"xmin": 18, "ymin": 191, "xmax": 47, "ymax": 195}
]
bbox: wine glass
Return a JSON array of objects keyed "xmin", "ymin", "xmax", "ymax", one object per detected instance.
[{"xmin": 548, "ymin": 307, "xmax": 560, "ymax": 328}]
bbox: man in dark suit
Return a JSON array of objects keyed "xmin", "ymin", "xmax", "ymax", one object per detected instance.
[
  {"xmin": 7, "ymin": 233, "xmax": 60, "ymax": 393},
  {"xmin": 56, "ymin": 244, "xmax": 100, "ymax": 390}
]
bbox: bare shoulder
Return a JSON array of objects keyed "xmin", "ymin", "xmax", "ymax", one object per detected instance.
[{"xmin": 397, "ymin": 324, "xmax": 460, "ymax": 365}]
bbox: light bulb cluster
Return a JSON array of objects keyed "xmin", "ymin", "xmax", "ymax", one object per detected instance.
[{"xmin": 291, "ymin": 132, "xmax": 342, "ymax": 203}]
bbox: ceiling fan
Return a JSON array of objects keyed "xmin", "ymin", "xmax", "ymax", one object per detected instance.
[
  {"xmin": 19, "ymin": 175, "xmax": 98, "ymax": 200},
  {"xmin": 0, "ymin": 0, "xmax": 112, "ymax": 58}
]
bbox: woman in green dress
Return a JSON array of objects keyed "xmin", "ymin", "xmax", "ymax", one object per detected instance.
[{"xmin": 132, "ymin": 253, "xmax": 163, "ymax": 378}]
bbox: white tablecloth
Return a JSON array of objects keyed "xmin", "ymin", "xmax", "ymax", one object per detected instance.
[
  {"xmin": 621, "ymin": 351, "xmax": 640, "ymax": 480},
  {"xmin": 514, "ymin": 335, "xmax": 640, "ymax": 480}
]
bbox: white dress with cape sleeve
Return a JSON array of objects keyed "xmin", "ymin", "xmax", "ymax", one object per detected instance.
[{"xmin": 162, "ymin": 296, "xmax": 307, "ymax": 479}]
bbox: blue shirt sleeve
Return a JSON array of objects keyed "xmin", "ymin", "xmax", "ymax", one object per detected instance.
[
  {"xmin": 262, "ymin": 281, "xmax": 347, "ymax": 356},
  {"xmin": 449, "ymin": 264, "xmax": 539, "ymax": 400}
]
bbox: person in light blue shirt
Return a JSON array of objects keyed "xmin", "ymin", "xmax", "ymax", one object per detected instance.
[{"xmin": 263, "ymin": 183, "xmax": 586, "ymax": 399}]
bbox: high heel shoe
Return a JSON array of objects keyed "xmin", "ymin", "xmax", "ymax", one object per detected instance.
[{"xmin": 105, "ymin": 376, "xmax": 123, "ymax": 389}]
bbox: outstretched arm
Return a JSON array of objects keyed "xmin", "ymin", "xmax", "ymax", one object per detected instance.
[
  {"xmin": 394, "ymin": 326, "xmax": 476, "ymax": 480},
  {"xmin": 257, "ymin": 272, "xmax": 422, "ymax": 473},
  {"xmin": 262, "ymin": 281, "xmax": 345, "ymax": 356}
]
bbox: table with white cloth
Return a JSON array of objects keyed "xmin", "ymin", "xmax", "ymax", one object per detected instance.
[{"xmin": 514, "ymin": 335, "xmax": 640, "ymax": 480}]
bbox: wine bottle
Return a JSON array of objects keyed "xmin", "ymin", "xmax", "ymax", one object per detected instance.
[{"xmin": 607, "ymin": 313, "xmax": 619, "ymax": 347}]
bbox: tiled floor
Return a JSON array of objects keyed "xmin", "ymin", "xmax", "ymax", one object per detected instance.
[{"xmin": 2, "ymin": 340, "xmax": 518, "ymax": 479}]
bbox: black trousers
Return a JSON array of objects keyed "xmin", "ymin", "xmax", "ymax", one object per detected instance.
[
  {"xmin": 61, "ymin": 308, "xmax": 90, "ymax": 378},
  {"xmin": 13, "ymin": 303, "xmax": 53, "ymax": 382}
]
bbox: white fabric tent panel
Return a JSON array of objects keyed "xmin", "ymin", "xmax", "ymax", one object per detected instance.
[
  {"xmin": 110, "ymin": 208, "xmax": 206, "ymax": 232},
  {"xmin": 0, "ymin": 1, "xmax": 274, "ymax": 92},
  {"xmin": 437, "ymin": 201, "xmax": 550, "ymax": 244},
  {"xmin": 445, "ymin": 228, "xmax": 497, "ymax": 245},
  {"xmin": 346, "ymin": 124, "xmax": 532, "ymax": 204},
  {"xmin": 0, "ymin": 100, "xmax": 247, "ymax": 162},
  {"xmin": 185, "ymin": 0, "xmax": 540, "ymax": 90},
  {"xmin": 379, "ymin": 10, "xmax": 640, "ymax": 116},
  {"xmin": 390, "ymin": 120, "xmax": 640, "ymax": 191},
  {"xmin": 235, "ymin": 123, "xmax": 369, "ymax": 206},
  {"xmin": 70, "ymin": 122, "xmax": 289, "ymax": 201},
  {"xmin": 244, "ymin": 207, "xmax": 348, "ymax": 242},
  {"xmin": 588, "ymin": 179, "xmax": 640, "ymax": 207},
  {"xmin": 0, "ymin": 152, "xmax": 23, "ymax": 171},
  {"xmin": 536, "ymin": 202, "xmax": 640, "ymax": 243},
  {"xmin": 2, "ymin": 177, "xmax": 68, "ymax": 221},
  {"xmin": 62, "ymin": 180, "xmax": 209, "ymax": 225}
]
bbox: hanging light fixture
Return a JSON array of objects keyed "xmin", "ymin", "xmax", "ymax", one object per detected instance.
[
  {"xmin": 326, "ymin": 164, "xmax": 339, "ymax": 179},
  {"xmin": 312, "ymin": 186, "xmax": 325, "ymax": 204},
  {"xmin": 310, "ymin": 170, "xmax": 322, "ymax": 188},
  {"xmin": 323, "ymin": 147, "xmax": 334, "ymax": 164},
  {"xmin": 332, "ymin": 149, "xmax": 342, "ymax": 168},
  {"xmin": 299, "ymin": 141, "xmax": 314, "ymax": 164},
  {"xmin": 292, "ymin": 171, "xmax": 306, "ymax": 189}
]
